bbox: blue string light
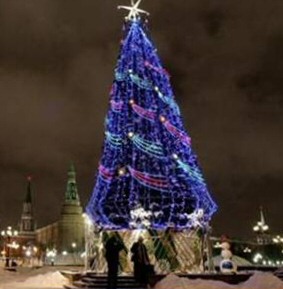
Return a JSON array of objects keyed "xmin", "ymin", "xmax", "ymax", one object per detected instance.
[
  {"xmin": 86, "ymin": 19, "xmax": 217, "ymax": 230},
  {"xmin": 106, "ymin": 132, "xmax": 123, "ymax": 149},
  {"xmin": 131, "ymin": 134, "xmax": 165, "ymax": 159}
]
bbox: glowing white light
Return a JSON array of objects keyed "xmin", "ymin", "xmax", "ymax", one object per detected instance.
[
  {"xmin": 8, "ymin": 241, "xmax": 20, "ymax": 249},
  {"xmin": 214, "ymin": 242, "xmax": 222, "ymax": 249},
  {"xmin": 130, "ymin": 205, "xmax": 152, "ymax": 229},
  {"xmin": 243, "ymin": 247, "xmax": 252, "ymax": 253},
  {"xmin": 46, "ymin": 249, "xmax": 57, "ymax": 258},
  {"xmin": 172, "ymin": 154, "xmax": 179, "ymax": 160},
  {"xmin": 128, "ymin": 132, "xmax": 134, "ymax": 138},
  {"xmin": 263, "ymin": 225, "xmax": 269, "ymax": 231},
  {"xmin": 82, "ymin": 213, "xmax": 93, "ymax": 226},
  {"xmin": 119, "ymin": 168, "xmax": 126, "ymax": 176},
  {"xmin": 253, "ymin": 226, "xmax": 259, "ymax": 232},
  {"xmin": 253, "ymin": 253, "xmax": 263, "ymax": 263}
]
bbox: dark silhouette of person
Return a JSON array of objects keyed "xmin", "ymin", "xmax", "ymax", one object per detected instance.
[
  {"xmin": 131, "ymin": 236, "xmax": 150, "ymax": 287},
  {"xmin": 105, "ymin": 233, "xmax": 124, "ymax": 289}
]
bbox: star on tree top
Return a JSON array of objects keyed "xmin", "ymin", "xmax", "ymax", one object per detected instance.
[{"xmin": 118, "ymin": 0, "xmax": 150, "ymax": 21}]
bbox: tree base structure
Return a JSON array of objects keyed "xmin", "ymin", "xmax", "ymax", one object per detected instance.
[{"xmin": 85, "ymin": 224, "xmax": 204, "ymax": 274}]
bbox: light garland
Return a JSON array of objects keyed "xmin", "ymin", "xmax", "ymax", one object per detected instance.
[
  {"xmin": 162, "ymin": 119, "xmax": 191, "ymax": 146},
  {"xmin": 98, "ymin": 165, "xmax": 115, "ymax": 183},
  {"xmin": 129, "ymin": 72, "xmax": 152, "ymax": 90},
  {"xmin": 129, "ymin": 166, "xmax": 169, "ymax": 191},
  {"xmin": 176, "ymin": 159, "xmax": 204, "ymax": 183},
  {"xmin": 155, "ymin": 87, "xmax": 181, "ymax": 115},
  {"xmin": 106, "ymin": 132, "xmax": 123, "ymax": 148},
  {"xmin": 131, "ymin": 134, "xmax": 165, "ymax": 159},
  {"xmin": 129, "ymin": 205, "xmax": 153, "ymax": 229},
  {"xmin": 131, "ymin": 102, "xmax": 157, "ymax": 121},
  {"xmin": 144, "ymin": 60, "xmax": 170, "ymax": 77}
]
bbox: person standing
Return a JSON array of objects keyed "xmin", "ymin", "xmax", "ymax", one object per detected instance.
[
  {"xmin": 131, "ymin": 236, "xmax": 151, "ymax": 287},
  {"xmin": 105, "ymin": 233, "xmax": 124, "ymax": 289}
]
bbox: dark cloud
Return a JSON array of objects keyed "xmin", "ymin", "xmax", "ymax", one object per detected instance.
[
  {"xmin": 200, "ymin": 8, "xmax": 226, "ymax": 37},
  {"xmin": 238, "ymin": 34, "xmax": 283, "ymax": 105},
  {"xmin": 0, "ymin": 0, "xmax": 282, "ymax": 238}
]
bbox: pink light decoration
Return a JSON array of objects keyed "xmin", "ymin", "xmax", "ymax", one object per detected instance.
[
  {"xmin": 99, "ymin": 165, "xmax": 115, "ymax": 182},
  {"xmin": 111, "ymin": 100, "xmax": 124, "ymax": 111},
  {"xmin": 132, "ymin": 103, "xmax": 156, "ymax": 121},
  {"xmin": 163, "ymin": 120, "xmax": 191, "ymax": 145},
  {"xmin": 144, "ymin": 61, "xmax": 170, "ymax": 77},
  {"xmin": 129, "ymin": 167, "xmax": 169, "ymax": 189}
]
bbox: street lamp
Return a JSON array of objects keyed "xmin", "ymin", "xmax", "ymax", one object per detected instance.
[
  {"xmin": 273, "ymin": 235, "xmax": 283, "ymax": 244},
  {"xmin": 253, "ymin": 252, "xmax": 263, "ymax": 264},
  {"xmin": 253, "ymin": 222, "xmax": 269, "ymax": 233},
  {"xmin": 1, "ymin": 226, "xmax": 19, "ymax": 267},
  {"xmin": 46, "ymin": 248, "xmax": 57, "ymax": 266},
  {"xmin": 243, "ymin": 247, "xmax": 252, "ymax": 254}
]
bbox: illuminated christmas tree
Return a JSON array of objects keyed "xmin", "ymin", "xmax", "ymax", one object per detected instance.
[{"xmin": 86, "ymin": 1, "xmax": 217, "ymax": 231}]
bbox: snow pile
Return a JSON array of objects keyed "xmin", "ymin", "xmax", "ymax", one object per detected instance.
[
  {"xmin": 0, "ymin": 271, "xmax": 68, "ymax": 289},
  {"xmin": 155, "ymin": 274, "xmax": 234, "ymax": 289},
  {"xmin": 155, "ymin": 272, "xmax": 283, "ymax": 289},
  {"xmin": 239, "ymin": 272, "xmax": 283, "ymax": 289}
]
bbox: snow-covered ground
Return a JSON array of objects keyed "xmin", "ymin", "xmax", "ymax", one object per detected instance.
[
  {"xmin": 155, "ymin": 272, "xmax": 283, "ymax": 289},
  {"xmin": 0, "ymin": 266, "xmax": 75, "ymax": 289},
  {"xmin": 1, "ymin": 268, "xmax": 283, "ymax": 289}
]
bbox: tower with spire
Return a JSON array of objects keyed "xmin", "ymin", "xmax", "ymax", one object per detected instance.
[
  {"xmin": 253, "ymin": 207, "xmax": 271, "ymax": 245},
  {"xmin": 18, "ymin": 176, "xmax": 37, "ymax": 243},
  {"xmin": 62, "ymin": 163, "xmax": 81, "ymax": 210},
  {"xmin": 36, "ymin": 164, "xmax": 85, "ymax": 263},
  {"xmin": 57, "ymin": 164, "xmax": 84, "ymax": 251}
]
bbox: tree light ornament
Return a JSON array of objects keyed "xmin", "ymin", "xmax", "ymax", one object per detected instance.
[
  {"xmin": 118, "ymin": 168, "xmax": 126, "ymax": 176},
  {"xmin": 128, "ymin": 132, "xmax": 135, "ymax": 138},
  {"xmin": 86, "ymin": 5, "xmax": 217, "ymax": 230},
  {"xmin": 172, "ymin": 154, "xmax": 179, "ymax": 160}
]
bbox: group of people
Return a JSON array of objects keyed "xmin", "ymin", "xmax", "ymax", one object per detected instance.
[{"xmin": 105, "ymin": 234, "xmax": 153, "ymax": 289}]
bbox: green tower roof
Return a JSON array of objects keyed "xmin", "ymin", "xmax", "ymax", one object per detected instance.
[{"xmin": 65, "ymin": 163, "xmax": 80, "ymax": 202}]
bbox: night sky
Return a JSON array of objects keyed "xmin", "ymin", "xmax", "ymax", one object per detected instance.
[{"xmin": 0, "ymin": 0, "xmax": 282, "ymax": 239}]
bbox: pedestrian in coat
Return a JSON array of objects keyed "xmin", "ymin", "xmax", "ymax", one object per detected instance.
[
  {"xmin": 105, "ymin": 233, "xmax": 124, "ymax": 289},
  {"xmin": 131, "ymin": 236, "xmax": 151, "ymax": 287}
]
